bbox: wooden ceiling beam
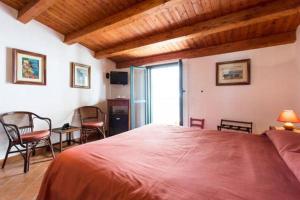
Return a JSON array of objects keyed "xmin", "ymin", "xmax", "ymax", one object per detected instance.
[
  {"xmin": 116, "ymin": 31, "xmax": 296, "ymax": 68},
  {"xmin": 17, "ymin": 0, "xmax": 57, "ymax": 24},
  {"xmin": 64, "ymin": 0, "xmax": 178, "ymax": 45},
  {"xmin": 96, "ymin": 0, "xmax": 300, "ymax": 59}
]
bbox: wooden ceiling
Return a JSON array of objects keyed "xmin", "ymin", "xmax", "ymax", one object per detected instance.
[{"xmin": 1, "ymin": 0, "xmax": 300, "ymax": 68}]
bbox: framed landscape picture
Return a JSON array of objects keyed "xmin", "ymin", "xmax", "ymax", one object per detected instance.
[
  {"xmin": 13, "ymin": 49, "xmax": 46, "ymax": 85},
  {"xmin": 216, "ymin": 59, "xmax": 251, "ymax": 86},
  {"xmin": 71, "ymin": 62, "xmax": 91, "ymax": 89}
]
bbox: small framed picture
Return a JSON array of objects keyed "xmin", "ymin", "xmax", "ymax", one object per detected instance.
[
  {"xmin": 71, "ymin": 62, "xmax": 91, "ymax": 89},
  {"xmin": 216, "ymin": 59, "xmax": 250, "ymax": 86},
  {"xmin": 13, "ymin": 49, "xmax": 46, "ymax": 85}
]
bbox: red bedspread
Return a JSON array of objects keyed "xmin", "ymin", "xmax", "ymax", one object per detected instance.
[{"xmin": 37, "ymin": 125, "xmax": 300, "ymax": 200}]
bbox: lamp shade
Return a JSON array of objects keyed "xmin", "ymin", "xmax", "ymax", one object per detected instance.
[{"xmin": 277, "ymin": 110, "xmax": 300, "ymax": 123}]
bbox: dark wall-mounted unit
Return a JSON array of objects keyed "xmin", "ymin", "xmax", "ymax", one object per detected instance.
[
  {"xmin": 110, "ymin": 71, "xmax": 128, "ymax": 85},
  {"xmin": 107, "ymin": 99, "xmax": 130, "ymax": 136}
]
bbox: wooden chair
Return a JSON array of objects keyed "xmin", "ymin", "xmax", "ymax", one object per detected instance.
[
  {"xmin": 78, "ymin": 106, "xmax": 106, "ymax": 143},
  {"xmin": 0, "ymin": 112, "xmax": 55, "ymax": 173},
  {"xmin": 217, "ymin": 119, "xmax": 253, "ymax": 134},
  {"xmin": 190, "ymin": 118, "xmax": 205, "ymax": 129}
]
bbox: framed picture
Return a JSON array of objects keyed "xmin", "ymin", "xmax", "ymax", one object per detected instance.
[
  {"xmin": 13, "ymin": 49, "xmax": 46, "ymax": 85},
  {"xmin": 216, "ymin": 59, "xmax": 250, "ymax": 86},
  {"xmin": 71, "ymin": 62, "xmax": 91, "ymax": 89}
]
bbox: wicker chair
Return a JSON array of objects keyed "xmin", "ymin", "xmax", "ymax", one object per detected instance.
[
  {"xmin": 78, "ymin": 106, "xmax": 106, "ymax": 143},
  {"xmin": 0, "ymin": 112, "xmax": 55, "ymax": 173}
]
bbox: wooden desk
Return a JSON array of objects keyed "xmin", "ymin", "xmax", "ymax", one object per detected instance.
[
  {"xmin": 269, "ymin": 126, "xmax": 300, "ymax": 134},
  {"xmin": 52, "ymin": 126, "xmax": 81, "ymax": 152}
]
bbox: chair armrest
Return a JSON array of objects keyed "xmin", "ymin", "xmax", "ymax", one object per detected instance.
[
  {"xmin": 31, "ymin": 113, "xmax": 52, "ymax": 130},
  {"xmin": 1, "ymin": 123, "xmax": 22, "ymax": 142},
  {"xmin": 2, "ymin": 123, "xmax": 18, "ymax": 129}
]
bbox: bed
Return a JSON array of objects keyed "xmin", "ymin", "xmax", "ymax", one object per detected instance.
[{"xmin": 37, "ymin": 125, "xmax": 300, "ymax": 200}]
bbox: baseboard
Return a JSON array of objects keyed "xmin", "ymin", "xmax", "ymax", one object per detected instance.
[
  {"xmin": 0, "ymin": 135, "xmax": 99, "ymax": 165},
  {"xmin": 0, "ymin": 139, "xmax": 76, "ymax": 165},
  {"xmin": 0, "ymin": 146, "xmax": 47, "ymax": 165}
]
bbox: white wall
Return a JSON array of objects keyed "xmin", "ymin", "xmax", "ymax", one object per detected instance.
[
  {"xmin": 295, "ymin": 29, "xmax": 300, "ymax": 114},
  {"xmin": 0, "ymin": 2, "xmax": 115, "ymax": 159},
  {"xmin": 110, "ymin": 30, "xmax": 300, "ymax": 134},
  {"xmin": 185, "ymin": 29, "xmax": 300, "ymax": 133},
  {"xmin": 108, "ymin": 68, "xmax": 130, "ymax": 99}
]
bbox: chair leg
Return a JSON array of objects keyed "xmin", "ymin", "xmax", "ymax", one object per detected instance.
[
  {"xmin": 102, "ymin": 126, "xmax": 106, "ymax": 138},
  {"xmin": 84, "ymin": 130, "xmax": 88, "ymax": 143},
  {"xmin": 81, "ymin": 129, "xmax": 86, "ymax": 144},
  {"xmin": 85, "ymin": 130, "xmax": 88, "ymax": 143},
  {"xmin": 97, "ymin": 128, "xmax": 101, "ymax": 139},
  {"xmin": 80, "ymin": 129, "xmax": 83, "ymax": 144},
  {"xmin": 2, "ymin": 143, "xmax": 11, "ymax": 169},
  {"xmin": 48, "ymin": 138, "xmax": 55, "ymax": 159},
  {"xmin": 24, "ymin": 143, "xmax": 29, "ymax": 173},
  {"xmin": 27, "ymin": 150, "xmax": 31, "ymax": 172},
  {"xmin": 32, "ymin": 146, "xmax": 36, "ymax": 156},
  {"xmin": 97, "ymin": 127, "xmax": 105, "ymax": 139}
]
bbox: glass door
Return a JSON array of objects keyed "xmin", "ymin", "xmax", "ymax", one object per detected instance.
[
  {"xmin": 130, "ymin": 61, "xmax": 183, "ymax": 128},
  {"xmin": 149, "ymin": 62, "xmax": 183, "ymax": 125},
  {"xmin": 130, "ymin": 66, "xmax": 150, "ymax": 129}
]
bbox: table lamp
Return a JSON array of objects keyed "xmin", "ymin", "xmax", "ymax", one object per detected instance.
[{"xmin": 277, "ymin": 110, "xmax": 300, "ymax": 131}]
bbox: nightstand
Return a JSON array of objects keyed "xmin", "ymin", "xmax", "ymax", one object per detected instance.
[
  {"xmin": 269, "ymin": 126, "xmax": 300, "ymax": 134},
  {"xmin": 52, "ymin": 126, "xmax": 81, "ymax": 152}
]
